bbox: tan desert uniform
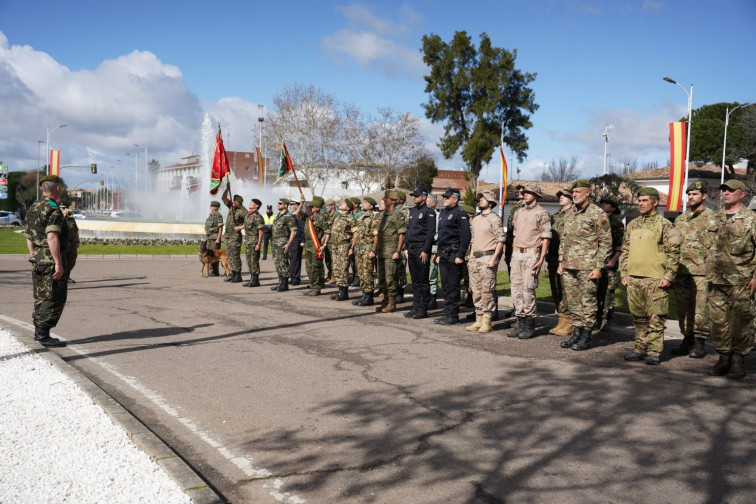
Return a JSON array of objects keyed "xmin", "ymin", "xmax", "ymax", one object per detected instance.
[
  {"xmin": 467, "ymin": 197, "xmax": 505, "ymax": 332},
  {"xmin": 510, "ymin": 195, "xmax": 551, "ymax": 318}
]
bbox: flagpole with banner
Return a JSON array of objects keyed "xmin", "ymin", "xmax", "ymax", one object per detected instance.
[
  {"xmin": 667, "ymin": 121, "xmax": 687, "ymax": 212},
  {"xmin": 210, "ymin": 123, "xmax": 230, "ymax": 196}
]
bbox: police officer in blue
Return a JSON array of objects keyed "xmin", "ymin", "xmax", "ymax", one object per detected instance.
[
  {"xmin": 403, "ymin": 187, "xmax": 437, "ymax": 320},
  {"xmin": 433, "ymin": 187, "xmax": 472, "ymax": 325}
]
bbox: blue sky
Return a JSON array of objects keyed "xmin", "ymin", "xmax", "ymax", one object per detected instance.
[{"xmin": 1, "ymin": 0, "xmax": 754, "ymax": 189}]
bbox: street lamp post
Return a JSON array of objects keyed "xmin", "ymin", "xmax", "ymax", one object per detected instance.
[
  {"xmin": 721, "ymin": 102, "xmax": 754, "ymax": 184},
  {"xmin": 134, "ymin": 144, "xmax": 147, "ymax": 192},
  {"xmin": 258, "ymin": 104, "xmax": 265, "ymax": 185},
  {"xmin": 36, "ymin": 140, "xmax": 44, "ymax": 200},
  {"xmin": 663, "ymin": 76, "xmax": 693, "ymax": 212},
  {"xmin": 45, "ymin": 123, "xmax": 67, "ymax": 186},
  {"xmin": 603, "ymin": 124, "xmax": 614, "ymax": 175}
]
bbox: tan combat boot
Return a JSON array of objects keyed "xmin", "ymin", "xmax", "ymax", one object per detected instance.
[
  {"xmin": 478, "ymin": 313, "xmax": 492, "ymax": 334},
  {"xmin": 381, "ymin": 296, "xmax": 397, "ymax": 313},
  {"xmin": 549, "ymin": 313, "xmax": 566, "ymax": 336},
  {"xmin": 560, "ymin": 314, "xmax": 574, "ymax": 336},
  {"xmin": 375, "ymin": 296, "xmax": 389, "ymax": 312},
  {"xmin": 466, "ymin": 315, "xmax": 483, "ymax": 332}
]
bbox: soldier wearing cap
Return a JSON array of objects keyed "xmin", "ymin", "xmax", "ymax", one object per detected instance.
[
  {"xmin": 296, "ymin": 195, "xmax": 329, "ymax": 296},
  {"xmin": 507, "ymin": 185, "xmax": 551, "ymax": 339},
  {"xmin": 222, "ymin": 187, "xmax": 248, "ymax": 283},
  {"xmin": 351, "ymin": 197, "xmax": 379, "ymax": 305},
  {"xmin": 504, "ymin": 185, "xmax": 526, "ymax": 271},
  {"xmin": 204, "ymin": 200, "xmax": 224, "ymax": 276},
  {"xmin": 403, "ymin": 187, "xmax": 437, "ymax": 319},
  {"xmin": 621, "ymin": 187, "xmax": 681, "ymax": 365},
  {"xmin": 24, "ymin": 175, "xmax": 68, "ymax": 347},
  {"xmin": 270, "ymin": 197, "xmax": 299, "ymax": 292},
  {"xmin": 393, "ymin": 190, "xmax": 410, "ymax": 302},
  {"xmin": 426, "ymin": 194, "xmax": 441, "ymax": 309},
  {"xmin": 547, "ymin": 187, "xmax": 575, "ymax": 337},
  {"xmin": 433, "ymin": 187, "xmax": 471, "ymax": 325},
  {"xmin": 348, "ymin": 197, "xmax": 362, "ymax": 287},
  {"xmin": 670, "ymin": 181, "xmax": 713, "ymax": 358},
  {"xmin": 596, "ymin": 196, "xmax": 625, "ymax": 330},
  {"xmin": 465, "ymin": 190, "xmax": 505, "ymax": 333},
  {"xmin": 242, "ymin": 198, "xmax": 265, "ymax": 287},
  {"xmin": 557, "ymin": 179, "xmax": 612, "ymax": 350},
  {"xmin": 262, "ymin": 204, "xmax": 275, "ymax": 260},
  {"xmin": 288, "ymin": 199, "xmax": 305, "ymax": 286},
  {"xmin": 323, "ymin": 199, "xmax": 336, "ymax": 283},
  {"xmin": 325, "ymin": 199, "xmax": 356, "ymax": 301},
  {"xmin": 704, "ymin": 179, "xmax": 756, "ymax": 379},
  {"xmin": 370, "ymin": 190, "xmax": 407, "ymax": 313}
]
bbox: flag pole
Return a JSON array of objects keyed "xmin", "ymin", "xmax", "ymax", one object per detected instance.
[{"xmin": 284, "ymin": 140, "xmax": 323, "ymax": 258}]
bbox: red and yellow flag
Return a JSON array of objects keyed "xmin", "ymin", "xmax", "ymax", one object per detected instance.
[
  {"xmin": 210, "ymin": 124, "xmax": 230, "ymax": 195},
  {"xmin": 306, "ymin": 217, "xmax": 323, "ymax": 258},
  {"xmin": 500, "ymin": 147, "xmax": 508, "ymax": 208},
  {"xmin": 256, "ymin": 147, "xmax": 265, "ymax": 185},
  {"xmin": 667, "ymin": 122, "xmax": 687, "ymax": 212},
  {"xmin": 49, "ymin": 150, "xmax": 60, "ymax": 176}
]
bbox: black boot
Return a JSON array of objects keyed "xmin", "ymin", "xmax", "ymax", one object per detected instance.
[
  {"xmin": 428, "ymin": 294, "xmax": 438, "ymax": 310},
  {"xmin": 352, "ymin": 292, "xmax": 367, "ymax": 305},
  {"xmin": 358, "ymin": 292, "xmax": 375, "ymax": 306},
  {"xmin": 708, "ymin": 352, "xmax": 732, "ymax": 376},
  {"xmin": 671, "ymin": 334, "xmax": 695, "ymax": 356},
  {"xmin": 331, "ymin": 285, "xmax": 348, "ymax": 301},
  {"xmin": 34, "ymin": 326, "xmax": 65, "ymax": 347},
  {"xmin": 278, "ymin": 276, "xmax": 289, "ymax": 292},
  {"xmin": 350, "ymin": 275, "xmax": 360, "ymax": 287},
  {"xmin": 270, "ymin": 276, "xmax": 282, "ymax": 291},
  {"xmin": 404, "ymin": 305, "xmax": 418, "ymax": 318},
  {"xmin": 508, "ymin": 318, "xmax": 525, "ymax": 338},
  {"xmin": 689, "ymin": 337, "xmax": 706, "ymax": 359},
  {"xmin": 243, "ymin": 274, "xmax": 254, "ymax": 286},
  {"xmin": 224, "ymin": 271, "xmax": 235, "ymax": 282},
  {"xmin": 230, "ymin": 271, "xmax": 242, "ymax": 283},
  {"xmin": 396, "ymin": 290, "xmax": 405, "ymax": 304},
  {"xmin": 571, "ymin": 328, "xmax": 592, "ymax": 351},
  {"xmin": 518, "ymin": 317, "xmax": 536, "ymax": 339},
  {"xmin": 560, "ymin": 327, "xmax": 582, "ymax": 348},
  {"xmin": 412, "ymin": 308, "xmax": 428, "ymax": 319},
  {"xmin": 727, "ymin": 354, "xmax": 746, "ymax": 380},
  {"xmin": 210, "ymin": 263, "xmax": 220, "ymax": 277}
]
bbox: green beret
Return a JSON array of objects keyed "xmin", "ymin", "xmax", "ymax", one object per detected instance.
[
  {"xmin": 599, "ymin": 196, "xmax": 619, "ymax": 207},
  {"xmin": 350, "ymin": 197, "xmax": 361, "ymax": 205},
  {"xmin": 279, "ymin": 198, "xmax": 290, "ymax": 205},
  {"xmin": 572, "ymin": 179, "xmax": 591, "ymax": 188},
  {"xmin": 461, "ymin": 204, "xmax": 476, "ymax": 215},
  {"xmin": 384, "ymin": 190, "xmax": 399, "ymax": 199},
  {"xmin": 310, "ymin": 196, "xmax": 324, "ymax": 208},
  {"xmin": 638, "ymin": 187, "xmax": 659, "ymax": 197},
  {"xmin": 395, "ymin": 190, "xmax": 406, "ymax": 200},
  {"xmin": 324, "ymin": 199, "xmax": 335, "ymax": 205},
  {"xmin": 686, "ymin": 181, "xmax": 708, "ymax": 193},
  {"xmin": 210, "ymin": 200, "xmax": 221, "ymax": 207},
  {"xmin": 233, "ymin": 194, "xmax": 244, "ymax": 203},
  {"xmin": 39, "ymin": 175, "xmax": 62, "ymax": 186},
  {"xmin": 363, "ymin": 197, "xmax": 377, "ymax": 207}
]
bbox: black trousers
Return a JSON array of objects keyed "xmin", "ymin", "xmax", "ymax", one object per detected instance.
[
  {"xmin": 289, "ymin": 245, "xmax": 303, "ymax": 282},
  {"xmin": 439, "ymin": 255, "xmax": 463, "ymax": 318},
  {"xmin": 407, "ymin": 246, "xmax": 431, "ymax": 311},
  {"xmin": 262, "ymin": 230, "xmax": 272, "ymax": 259}
]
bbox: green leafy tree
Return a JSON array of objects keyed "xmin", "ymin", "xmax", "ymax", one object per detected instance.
[
  {"xmin": 398, "ymin": 154, "xmax": 438, "ymax": 192},
  {"xmin": 589, "ymin": 173, "xmax": 641, "ymax": 219},
  {"xmin": 684, "ymin": 102, "xmax": 755, "ymax": 175},
  {"xmin": 422, "ymin": 31, "xmax": 538, "ymax": 193}
]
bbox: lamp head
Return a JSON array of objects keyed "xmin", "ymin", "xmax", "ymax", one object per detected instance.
[{"xmin": 663, "ymin": 77, "xmax": 677, "ymax": 84}]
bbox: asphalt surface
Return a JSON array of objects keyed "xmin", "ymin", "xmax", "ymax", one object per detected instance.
[{"xmin": 1, "ymin": 255, "xmax": 755, "ymax": 504}]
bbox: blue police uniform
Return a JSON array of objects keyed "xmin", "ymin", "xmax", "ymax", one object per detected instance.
[
  {"xmin": 436, "ymin": 191, "xmax": 472, "ymax": 323},
  {"xmin": 405, "ymin": 195, "xmax": 437, "ymax": 318}
]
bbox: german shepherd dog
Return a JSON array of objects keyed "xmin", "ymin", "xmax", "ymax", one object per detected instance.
[{"xmin": 198, "ymin": 242, "xmax": 230, "ymax": 277}]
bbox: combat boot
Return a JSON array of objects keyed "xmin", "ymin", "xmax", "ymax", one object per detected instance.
[
  {"xmin": 376, "ymin": 296, "xmax": 389, "ymax": 312},
  {"xmin": 359, "ymin": 292, "xmax": 375, "ymax": 306},
  {"xmin": 224, "ymin": 271, "xmax": 235, "ymax": 282},
  {"xmin": 230, "ymin": 271, "xmax": 242, "ymax": 283},
  {"xmin": 560, "ymin": 326, "xmax": 582, "ymax": 348},
  {"xmin": 278, "ymin": 277, "xmax": 289, "ymax": 292},
  {"xmin": 332, "ymin": 286, "xmax": 348, "ymax": 301},
  {"xmin": 396, "ymin": 290, "xmax": 405, "ymax": 304},
  {"xmin": 250, "ymin": 274, "xmax": 260, "ymax": 287},
  {"xmin": 412, "ymin": 308, "xmax": 427, "ymax": 319},
  {"xmin": 352, "ymin": 292, "xmax": 367, "ymax": 305},
  {"xmin": 478, "ymin": 314, "xmax": 493, "ymax": 334},
  {"xmin": 518, "ymin": 317, "xmax": 536, "ymax": 339},
  {"xmin": 404, "ymin": 306, "xmax": 418, "ymax": 318},
  {"xmin": 571, "ymin": 328, "xmax": 592, "ymax": 351},
  {"xmin": 466, "ymin": 315, "xmax": 483, "ymax": 332},
  {"xmin": 708, "ymin": 352, "xmax": 732, "ymax": 376},
  {"xmin": 549, "ymin": 314, "xmax": 567, "ymax": 336},
  {"xmin": 671, "ymin": 334, "xmax": 695, "ymax": 356},
  {"xmin": 508, "ymin": 317, "xmax": 525, "ymax": 338},
  {"xmin": 689, "ymin": 337, "xmax": 706, "ymax": 359},
  {"xmin": 270, "ymin": 277, "xmax": 282, "ymax": 291},
  {"xmin": 307, "ymin": 289, "xmax": 321, "ymax": 296},
  {"xmin": 727, "ymin": 354, "xmax": 746, "ymax": 380},
  {"xmin": 210, "ymin": 263, "xmax": 220, "ymax": 276},
  {"xmin": 34, "ymin": 326, "xmax": 66, "ymax": 347},
  {"xmin": 350, "ymin": 275, "xmax": 360, "ymax": 287},
  {"xmin": 244, "ymin": 274, "xmax": 255, "ymax": 287},
  {"xmin": 428, "ymin": 294, "xmax": 438, "ymax": 310},
  {"xmin": 560, "ymin": 314, "xmax": 574, "ymax": 337},
  {"xmin": 381, "ymin": 296, "xmax": 397, "ymax": 313}
]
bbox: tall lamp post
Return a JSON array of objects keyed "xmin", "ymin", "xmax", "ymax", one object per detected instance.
[
  {"xmin": 721, "ymin": 102, "xmax": 754, "ymax": 184},
  {"xmin": 134, "ymin": 144, "xmax": 147, "ymax": 192},
  {"xmin": 258, "ymin": 104, "xmax": 265, "ymax": 185},
  {"xmin": 36, "ymin": 140, "xmax": 45, "ymax": 200},
  {"xmin": 603, "ymin": 124, "xmax": 614, "ymax": 175},
  {"xmin": 663, "ymin": 76, "xmax": 693, "ymax": 212}
]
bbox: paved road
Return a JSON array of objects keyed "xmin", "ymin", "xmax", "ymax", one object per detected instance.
[{"xmin": 2, "ymin": 256, "xmax": 755, "ymax": 504}]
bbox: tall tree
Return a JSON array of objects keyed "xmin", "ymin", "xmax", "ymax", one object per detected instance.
[
  {"xmin": 422, "ymin": 31, "xmax": 538, "ymax": 193},
  {"xmin": 399, "ymin": 154, "xmax": 438, "ymax": 191},
  {"xmin": 365, "ymin": 107, "xmax": 424, "ymax": 189},
  {"xmin": 539, "ymin": 156, "xmax": 580, "ymax": 182},
  {"xmin": 684, "ymin": 102, "xmax": 755, "ymax": 175}
]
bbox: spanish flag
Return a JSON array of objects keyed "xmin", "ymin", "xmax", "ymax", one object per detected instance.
[
  {"xmin": 667, "ymin": 122, "xmax": 686, "ymax": 212},
  {"xmin": 49, "ymin": 150, "xmax": 61, "ymax": 177},
  {"xmin": 500, "ymin": 147, "xmax": 508, "ymax": 208},
  {"xmin": 256, "ymin": 147, "xmax": 265, "ymax": 185}
]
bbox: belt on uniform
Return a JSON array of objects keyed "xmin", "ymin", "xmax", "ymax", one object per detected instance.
[
  {"xmin": 516, "ymin": 247, "xmax": 539, "ymax": 253},
  {"xmin": 472, "ymin": 250, "xmax": 495, "ymax": 258},
  {"xmin": 407, "ymin": 241, "xmax": 425, "ymax": 249}
]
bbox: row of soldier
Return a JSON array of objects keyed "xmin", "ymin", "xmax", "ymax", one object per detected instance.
[{"xmin": 205, "ymin": 178, "xmax": 756, "ymax": 380}]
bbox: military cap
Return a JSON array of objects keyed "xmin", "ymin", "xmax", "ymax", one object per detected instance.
[
  {"xmin": 363, "ymin": 197, "xmax": 377, "ymax": 207},
  {"xmin": 324, "ymin": 199, "xmax": 335, "ymax": 205},
  {"xmin": 442, "ymin": 187, "xmax": 461, "ymax": 198},
  {"xmin": 384, "ymin": 189, "xmax": 399, "ymax": 199},
  {"xmin": 475, "ymin": 189, "xmax": 498, "ymax": 206},
  {"xmin": 395, "ymin": 190, "xmax": 406, "ymax": 201},
  {"xmin": 599, "ymin": 196, "xmax": 619, "ymax": 208},
  {"xmin": 410, "ymin": 187, "xmax": 428, "ymax": 197},
  {"xmin": 310, "ymin": 196, "xmax": 324, "ymax": 208},
  {"xmin": 288, "ymin": 199, "xmax": 299, "ymax": 204},
  {"xmin": 720, "ymin": 179, "xmax": 747, "ymax": 192},
  {"xmin": 39, "ymin": 175, "xmax": 62, "ymax": 186},
  {"xmin": 522, "ymin": 185, "xmax": 543, "ymax": 198},
  {"xmin": 279, "ymin": 197, "xmax": 290, "ymax": 205},
  {"xmin": 233, "ymin": 194, "xmax": 244, "ymax": 203},
  {"xmin": 251, "ymin": 198, "xmax": 262, "ymax": 207},
  {"xmin": 461, "ymin": 204, "xmax": 476, "ymax": 215},
  {"xmin": 350, "ymin": 197, "xmax": 361, "ymax": 205},
  {"xmin": 637, "ymin": 187, "xmax": 659, "ymax": 197},
  {"xmin": 556, "ymin": 188, "xmax": 573, "ymax": 199},
  {"xmin": 210, "ymin": 200, "xmax": 221, "ymax": 207},
  {"xmin": 686, "ymin": 181, "xmax": 708, "ymax": 193},
  {"xmin": 572, "ymin": 179, "xmax": 591, "ymax": 189},
  {"xmin": 513, "ymin": 183, "xmax": 525, "ymax": 190}
]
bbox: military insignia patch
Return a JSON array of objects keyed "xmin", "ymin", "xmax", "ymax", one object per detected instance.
[
  {"xmin": 447, "ymin": 215, "xmax": 453, "ymax": 220},
  {"xmin": 419, "ymin": 213, "xmax": 424, "ymax": 219}
]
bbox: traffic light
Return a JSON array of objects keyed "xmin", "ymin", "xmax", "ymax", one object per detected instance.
[
  {"xmin": 91, "ymin": 163, "xmax": 97, "ymax": 174},
  {"xmin": 100, "ymin": 179, "xmax": 104, "ymax": 186}
]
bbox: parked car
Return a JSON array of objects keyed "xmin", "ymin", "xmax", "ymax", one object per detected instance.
[
  {"xmin": 110, "ymin": 211, "xmax": 144, "ymax": 219},
  {"xmin": 71, "ymin": 209, "xmax": 86, "ymax": 219},
  {"xmin": 0, "ymin": 210, "xmax": 22, "ymax": 226}
]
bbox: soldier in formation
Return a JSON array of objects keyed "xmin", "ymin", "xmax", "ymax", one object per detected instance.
[
  {"xmin": 404, "ymin": 187, "xmax": 436, "ymax": 320},
  {"xmin": 222, "ymin": 187, "xmax": 248, "ymax": 283},
  {"xmin": 270, "ymin": 198, "xmax": 298, "ymax": 292},
  {"xmin": 242, "ymin": 198, "xmax": 264, "ymax": 287},
  {"xmin": 371, "ymin": 190, "xmax": 407, "ymax": 313},
  {"xmin": 547, "ymin": 187, "xmax": 574, "ymax": 337},
  {"xmin": 596, "ymin": 197, "xmax": 624, "ymax": 330},
  {"xmin": 204, "ymin": 200, "xmax": 224, "ymax": 276},
  {"xmin": 433, "ymin": 187, "xmax": 471, "ymax": 325},
  {"xmin": 327, "ymin": 199, "xmax": 356, "ymax": 301},
  {"xmin": 352, "ymin": 197, "xmax": 378, "ymax": 306},
  {"xmin": 296, "ymin": 195, "xmax": 329, "ymax": 297}
]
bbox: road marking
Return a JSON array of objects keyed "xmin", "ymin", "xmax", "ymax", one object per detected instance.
[{"xmin": 0, "ymin": 314, "xmax": 307, "ymax": 504}]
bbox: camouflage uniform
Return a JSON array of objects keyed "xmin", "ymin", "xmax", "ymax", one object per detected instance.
[
  {"xmin": 204, "ymin": 209, "xmax": 223, "ymax": 250},
  {"xmin": 329, "ymin": 212, "xmax": 355, "ymax": 287},
  {"xmin": 394, "ymin": 202, "xmax": 411, "ymax": 292},
  {"xmin": 354, "ymin": 211, "xmax": 377, "ymax": 293},
  {"xmin": 272, "ymin": 211, "xmax": 298, "ymax": 278},
  {"xmin": 375, "ymin": 208, "xmax": 407, "ymax": 298},
  {"xmin": 558, "ymin": 203, "xmax": 612, "ymax": 329},
  {"xmin": 62, "ymin": 211, "xmax": 79, "ymax": 277},
  {"xmin": 224, "ymin": 202, "xmax": 247, "ymax": 273},
  {"xmin": 24, "ymin": 196, "xmax": 69, "ymax": 329},
  {"xmin": 243, "ymin": 210, "xmax": 265, "ymax": 276},
  {"xmin": 301, "ymin": 209, "xmax": 328, "ymax": 292},
  {"xmin": 674, "ymin": 206, "xmax": 713, "ymax": 344},
  {"xmin": 620, "ymin": 212, "xmax": 681, "ymax": 357},
  {"xmin": 547, "ymin": 207, "xmax": 573, "ymax": 315},
  {"xmin": 706, "ymin": 206, "xmax": 756, "ymax": 357},
  {"xmin": 597, "ymin": 212, "xmax": 625, "ymax": 324}
]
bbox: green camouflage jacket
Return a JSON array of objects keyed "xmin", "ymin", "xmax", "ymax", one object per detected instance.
[
  {"xmin": 24, "ymin": 196, "xmax": 67, "ymax": 266},
  {"xmin": 272, "ymin": 212, "xmax": 298, "ymax": 245},
  {"xmin": 546, "ymin": 206, "xmax": 574, "ymax": 264},
  {"xmin": 705, "ymin": 206, "xmax": 756, "ymax": 286},
  {"xmin": 559, "ymin": 202, "xmax": 611, "ymax": 271},
  {"xmin": 243, "ymin": 211, "xmax": 265, "ymax": 245},
  {"xmin": 674, "ymin": 206, "xmax": 713, "ymax": 277},
  {"xmin": 375, "ymin": 208, "xmax": 407, "ymax": 258},
  {"xmin": 205, "ymin": 210, "xmax": 223, "ymax": 239}
]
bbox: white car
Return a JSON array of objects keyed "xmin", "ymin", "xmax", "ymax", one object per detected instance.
[
  {"xmin": 110, "ymin": 211, "xmax": 144, "ymax": 219},
  {"xmin": 0, "ymin": 210, "xmax": 22, "ymax": 226},
  {"xmin": 71, "ymin": 209, "xmax": 86, "ymax": 219}
]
